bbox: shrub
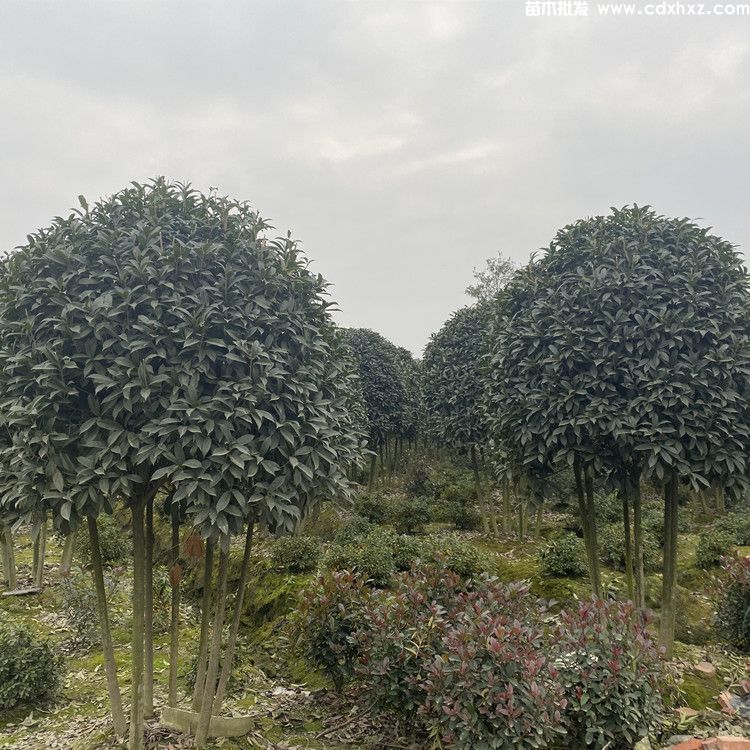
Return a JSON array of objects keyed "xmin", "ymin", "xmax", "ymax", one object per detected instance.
[
  {"xmin": 423, "ymin": 611, "xmax": 565, "ymax": 750},
  {"xmin": 74, "ymin": 513, "xmax": 130, "ymax": 567},
  {"xmin": 271, "ymin": 535, "xmax": 322, "ymax": 573},
  {"xmin": 713, "ymin": 555, "xmax": 750, "ymax": 651},
  {"xmin": 0, "ymin": 621, "xmax": 62, "ymax": 710},
  {"xmin": 389, "ymin": 533, "xmax": 426, "ymax": 571},
  {"xmin": 404, "ymin": 463, "xmax": 431, "ymax": 497},
  {"xmin": 353, "ymin": 493, "xmax": 391, "ymax": 524},
  {"xmin": 553, "ymin": 599, "xmax": 663, "ymax": 749},
  {"xmin": 447, "ymin": 502, "xmax": 482, "ymax": 531},
  {"xmin": 296, "ymin": 571, "xmax": 372, "ymax": 691},
  {"xmin": 439, "ymin": 480, "xmax": 477, "ymax": 506},
  {"xmin": 61, "ymin": 568, "xmax": 118, "ymax": 648},
  {"xmin": 713, "ymin": 513, "xmax": 750, "ymax": 546},
  {"xmin": 388, "ymin": 496, "xmax": 431, "ymax": 535},
  {"xmin": 696, "ymin": 528, "xmax": 735, "ymax": 570},
  {"xmin": 332, "ymin": 515, "xmax": 373, "ymax": 546},
  {"xmin": 540, "ymin": 534, "xmax": 588, "ymax": 578},
  {"xmin": 599, "ymin": 523, "xmax": 661, "ymax": 573},
  {"xmin": 323, "ymin": 530, "xmax": 396, "ymax": 587},
  {"xmin": 425, "ymin": 533, "xmax": 487, "ymax": 577}
]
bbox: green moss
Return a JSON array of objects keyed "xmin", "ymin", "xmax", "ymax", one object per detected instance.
[{"xmin": 677, "ymin": 673, "xmax": 722, "ymax": 711}]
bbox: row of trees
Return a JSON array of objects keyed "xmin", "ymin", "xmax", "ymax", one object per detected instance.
[{"xmin": 421, "ymin": 205, "xmax": 750, "ymax": 658}]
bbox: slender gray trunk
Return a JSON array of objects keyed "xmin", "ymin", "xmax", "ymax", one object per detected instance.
[
  {"xmin": 194, "ymin": 543, "xmax": 230, "ymax": 748},
  {"xmin": 631, "ymin": 476, "xmax": 645, "ymax": 611},
  {"xmin": 191, "ymin": 538, "xmax": 215, "ymax": 712},
  {"xmin": 88, "ymin": 516, "xmax": 127, "ymax": 737},
  {"xmin": 59, "ymin": 531, "xmax": 76, "ymax": 577},
  {"xmin": 144, "ymin": 498, "xmax": 154, "ymax": 719},
  {"xmin": 168, "ymin": 505, "xmax": 180, "ymax": 707},
  {"xmin": 214, "ymin": 520, "xmax": 255, "ymax": 714},
  {"xmin": 129, "ymin": 498, "xmax": 146, "ymax": 750},
  {"xmin": 660, "ymin": 474, "xmax": 679, "ymax": 658}
]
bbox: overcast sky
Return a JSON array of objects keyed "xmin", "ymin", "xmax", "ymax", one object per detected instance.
[{"xmin": 1, "ymin": 1, "xmax": 748, "ymax": 355}]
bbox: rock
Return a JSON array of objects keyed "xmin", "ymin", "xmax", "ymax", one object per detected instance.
[
  {"xmin": 635, "ymin": 738, "xmax": 651, "ymax": 750},
  {"xmin": 670, "ymin": 739, "xmax": 702, "ymax": 750},
  {"xmin": 694, "ymin": 661, "xmax": 717, "ymax": 678},
  {"xmin": 718, "ymin": 691, "xmax": 738, "ymax": 714},
  {"xmin": 674, "ymin": 707, "xmax": 700, "ymax": 719},
  {"xmin": 714, "ymin": 737, "xmax": 750, "ymax": 750},
  {"xmin": 740, "ymin": 679, "xmax": 750, "ymax": 694}
]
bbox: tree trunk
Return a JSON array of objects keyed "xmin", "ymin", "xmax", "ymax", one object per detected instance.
[
  {"xmin": 191, "ymin": 538, "xmax": 215, "ymax": 712},
  {"xmin": 32, "ymin": 515, "xmax": 47, "ymax": 590},
  {"xmin": 715, "ymin": 484, "xmax": 726, "ymax": 515},
  {"xmin": 214, "ymin": 520, "xmax": 255, "ymax": 714},
  {"xmin": 502, "ymin": 477, "xmax": 511, "ymax": 535},
  {"xmin": 534, "ymin": 500, "xmax": 543, "ymax": 538},
  {"xmin": 632, "ymin": 477, "xmax": 646, "ymax": 611},
  {"xmin": 88, "ymin": 516, "xmax": 127, "ymax": 737},
  {"xmin": 574, "ymin": 459, "xmax": 601, "ymax": 598},
  {"xmin": 367, "ymin": 452, "xmax": 377, "ymax": 492},
  {"xmin": 479, "ymin": 449, "xmax": 499, "ymax": 535},
  {"xmin": 1, "ymin": 525, "xmax": 17, "ymax": 589},
  {"xmin": 144, "ymin": 498, "xmax": 154, "ymax": 719},
  {"xmin": 470, "ymin": 445, "xmax": 491, "ymax": 534},
  {"xmin": 660, "ymin": 474, "xmax": 679, "ymax": 658},
  {"xmin": 168, "ymin": 505, "xmax": 181, "ymax": 707},
  {"xmin": 583, "ymin": 464, "xmax": 602, "ymax": 598},
  {"xmin": 59, "ymin": 530, "xmax": 76, "ymax": 577},
  {"xmin": 194, "ymin": 543, "xmax": 230, "ymax": 748},
  {"xmin": 129, "ymin": 499, "xmax": 147, "ymax": 750},
  {"xmin": 622, "ymin": 491, "xmax": 634, "ymax": 602}
]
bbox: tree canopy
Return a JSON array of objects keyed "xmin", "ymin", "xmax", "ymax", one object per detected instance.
[{"xmin": 0, "ymin": 179, "xmax": 367, "ymax": 538}]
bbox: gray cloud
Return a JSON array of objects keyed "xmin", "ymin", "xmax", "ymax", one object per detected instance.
[{"xmin": 1, "ymin": 0, "xmax": 748, "ymax": 355}]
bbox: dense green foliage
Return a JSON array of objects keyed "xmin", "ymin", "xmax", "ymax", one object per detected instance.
[
  {"xmin": 271, "ymin": 535, "xmax": 322, "ymax": 573},
  {"xmin": 540, "ymin": 533, "xmax": 588, "ymax": 578},
  {"xmin": 714, "ymin": 555, "xmax": 750, "ymax": 651},
  {"xmin": 422, "ymin": 304, "xmax": 489, "ymax": 449},
  {"xmin": 0, "ymin": 179, "xmax": 366, "ymax": 538},
  {"xmin": 488, "ymin": 203, "xmax": 750, "ymax": 492},
  {"xmin": 695, "ymin": 528, "xmax": 735, "ymax": 569},
  {"xmin": 0, "ymin": 621, "xmax": 62, "ymax": 710}
]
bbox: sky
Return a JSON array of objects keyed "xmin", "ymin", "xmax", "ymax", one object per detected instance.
[{"xmin": 1, "ymin": 1, "xmax": 748, "ymax": 356}]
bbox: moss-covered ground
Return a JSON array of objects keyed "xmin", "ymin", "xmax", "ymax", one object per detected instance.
[{"xmin": 2, "ymin": 474, "xmax": 750, "ymax": 748}]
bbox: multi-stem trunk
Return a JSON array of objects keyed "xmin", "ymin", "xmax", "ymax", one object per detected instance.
[
  {"xmin": 470, "ymin": 445, "xmax": 491, "ymax": 534},
  {"xmin": 59, "ymin": 530, "xmax": 76, "ymax": 577},
  {"xmin": 191, "ymin": 538, "xmax": 215, "ymax": 712},
  {"xmin": 1, "ymin": 525, "xmax": 17, "ymax": 589},
  {"xmin": 659, "ymin": 474, "xmax": 679, "ymax": 658},
  {"xmin": 583, "ymin": 464, "xmax": 602, "ymax": 598},
  {"xmin": 88, "ymin": 516, "xmax": 127, "ymax": 737},
  {"xmin": 144, "ymin": 498, "xmax": 155, "ymax": 719},
  {"xmin": 622, "ymin": 491, "xmax": 634, "ymax": 602},
  {"xmin": 32, "ymin": 515, "xmax": 47, "ymax": 590},
  {"xmin": 129, "ymin": 498, "xmax": 147, "ymax": 750},
  {"xmin": 574, "ymin": 459, "xmax": 601, "ymax": 598},
  {"xmin": 479, "ymin": 448, "xmax": 499, "ymax": 535},
  {"xmin": 631, "ymin": 476, "xmax": 646, "ymax": 611},
  {"xmin": 214, "ymin": 520, "xmax": 255, "ymax": 714},
  {"xmin": 194, "ymin": 543, "xmax": 230, "ymax": 748},
  {"xmin": 168, "ymin": 505, "xmax": 181, "ymax": 707}
]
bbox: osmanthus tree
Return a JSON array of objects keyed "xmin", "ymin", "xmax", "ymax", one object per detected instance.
[
  {"xmin": 487, "ymin": 204, "xmax": 750, "ymax": 656},
  {"xmin": 422, "ymin": 304, "xmax": 498, "ymax": 534},
  {"xmin": 0, "ymin": 179, "xmax": 367, "ymax": 749},
  {"xmin": 342, "ymin": 328, "xmax": 409, "ymax": 486}
]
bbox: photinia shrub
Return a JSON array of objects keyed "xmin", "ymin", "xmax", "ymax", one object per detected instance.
[
  {"xmin": 553, "ymin": 598, "xmax": 663, "ymax": 749},
  {"xmin": 296, "ymin": 571, "xmax": 373, "ymax": 692}
]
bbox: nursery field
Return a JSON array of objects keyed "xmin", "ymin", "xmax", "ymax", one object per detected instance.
[{"xmin": 2, "ymin": 455, "xmax": 750, "ymax": 749}]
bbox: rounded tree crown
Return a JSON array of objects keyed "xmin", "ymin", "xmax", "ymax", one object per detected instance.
[{"xmin": 0, "ymin": 179, "xmax": 366, "ymax": 536}]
